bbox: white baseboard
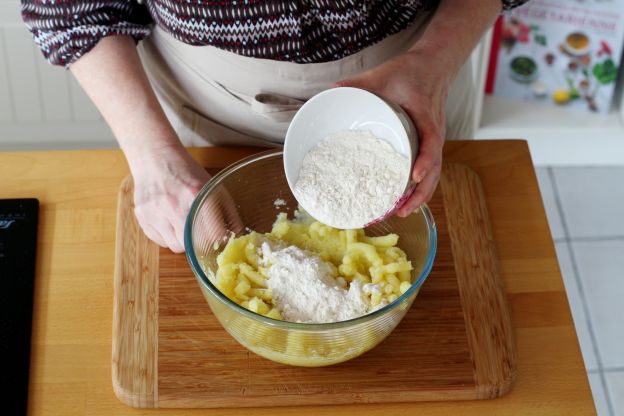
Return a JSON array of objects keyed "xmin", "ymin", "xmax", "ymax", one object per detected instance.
[{"xmin": 0, "ymin": 122, "xmax": 117, "ymax": 151}]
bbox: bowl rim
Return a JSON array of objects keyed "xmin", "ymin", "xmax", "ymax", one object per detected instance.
[
  {"xmin": 185, "ymin": 149, "xmax": 437, "ymax": 330},
  {"xmin": 283, "ymin": 87, "xmax": 419, "ymax": 229}
]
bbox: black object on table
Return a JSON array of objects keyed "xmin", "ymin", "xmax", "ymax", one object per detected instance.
[{"xmin": 0, "ymin": 199, "xmax": 39, "ymax": 415}]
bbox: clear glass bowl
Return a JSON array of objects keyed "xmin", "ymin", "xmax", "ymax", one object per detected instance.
[{"xmin": 185, "ymin": 150, "xmax": 437, "ymax": 367}]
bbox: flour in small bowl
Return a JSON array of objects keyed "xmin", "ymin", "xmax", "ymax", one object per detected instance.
[
  {"xmin": 294, "ymin": 130, "xmax": 410, "ymax": 229},
  {"xmin": 261, "ymin": 241, "xmax": 376, "ymax": 323}
]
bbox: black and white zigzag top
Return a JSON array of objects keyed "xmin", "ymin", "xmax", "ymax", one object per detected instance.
[{"xmin": 21, "ymin": 0, "xmax": 527, "ymax": 67}]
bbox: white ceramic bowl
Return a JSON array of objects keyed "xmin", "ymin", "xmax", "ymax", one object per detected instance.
[{"xmin": 283, "ymin": 87, "xmax": 418, "ymax": 228}]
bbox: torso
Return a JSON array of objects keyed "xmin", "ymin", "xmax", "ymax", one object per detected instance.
[{"xmin": 143, "ymin": 0, "xmax": 437, "ymax": 63}]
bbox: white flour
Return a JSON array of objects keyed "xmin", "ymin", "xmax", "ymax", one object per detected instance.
[
  {"xmin": 294, "ymin": 130, "xmax": 409, "ymax": 228},
  {"xmin": 261, "ymin": 242, "xmax": 371, "ymax": 323},
  {"xmin": 273, "ymin": 198, "xmax": 286, "ymax": 208}
]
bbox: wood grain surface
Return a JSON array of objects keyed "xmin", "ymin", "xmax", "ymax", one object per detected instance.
[
  {"xmin": 112, "ymin": 177, "xmax": 159, "ymax": 407},
  {"xmin": 112, "ymin": 162, "xmax": 516, "ymax": 408},
  {"xmin": 2, "ymin": 141, "xmax": 596, "ymax": 415},
  {"xmin": 439, "ymin": 164, "xmax": 517, "ymax": 399}
]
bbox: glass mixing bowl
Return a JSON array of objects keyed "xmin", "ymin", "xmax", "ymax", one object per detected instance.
[{"xmin": 185, "ymin": 150, "xmax": 437, "ymax": 367}]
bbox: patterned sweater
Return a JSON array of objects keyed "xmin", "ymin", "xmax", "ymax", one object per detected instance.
[{"xmin": 21, "ymin": 1, "xmax": 528, "ymax": 67}]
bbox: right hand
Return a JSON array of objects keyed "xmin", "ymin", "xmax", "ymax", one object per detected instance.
[{"xmin": 131, "ymin": 145, "xmax": 210, "ymax": 253}]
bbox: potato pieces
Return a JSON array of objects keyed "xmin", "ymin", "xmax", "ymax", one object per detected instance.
[
  {"xmin": 249, "ymin": 297, "xmax": 270, "ymax": 315},
  {"xmin": 214, "ymin": 210, "xmax": 414, "ymax": 321},
  {"xmin": 363, "ymin": 234, "xmax": 399, "ymax": 247}
]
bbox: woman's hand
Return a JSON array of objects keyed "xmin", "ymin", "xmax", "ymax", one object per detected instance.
[
  {"xmin": 335, "ymin": 0, "xmax": 502, "ymax": 217},
  {"xmin": 131, "ymin": 145, "xmax": 211, "ymax": 253},
  {"xmin": 335, "ymin": 43, "xmax": 457, "ymax": 216},
  {"xmin": 69, "ymin": 36, "xmax": 225, "ymax": 252}
]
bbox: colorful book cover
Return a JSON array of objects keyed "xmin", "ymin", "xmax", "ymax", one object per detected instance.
[{"xmin": 487, "ymin": 0, "xmax": 624, "ymax": 113}]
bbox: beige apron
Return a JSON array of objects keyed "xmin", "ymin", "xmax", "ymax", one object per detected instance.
[{"xmin": 138, "ymin": 12, "xmax": 475, "ymax": 147}]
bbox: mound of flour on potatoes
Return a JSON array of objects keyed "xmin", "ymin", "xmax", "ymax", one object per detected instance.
[{"xmin": 261, "ymin": 241, "xmax": 382, "ymax": 323}]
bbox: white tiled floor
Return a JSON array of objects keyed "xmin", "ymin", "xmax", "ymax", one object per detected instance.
[
  {"xmin": 606, "ymin": 372, "xmax": 624, "ymax": 416},
  {"xmin": 554, "ymin": 242, "xmax": 598, "ymax": 370},
  {"xmin": 536, "ymin": 167, "xmax": 624, "ymax": 416},
  {"xmin": 590, "ymin": 373, "xmax": 612, "ymax": 416}
]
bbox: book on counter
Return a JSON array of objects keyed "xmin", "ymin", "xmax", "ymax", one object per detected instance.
[{"xmin": 486, "ymin": 0, "xmax": 624, "ymax": 114}]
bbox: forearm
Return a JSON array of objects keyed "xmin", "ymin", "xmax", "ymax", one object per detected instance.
[
  {"xmin": 410, "ymin": 0, "xmax": 502, "ymax": 78},
  {"xmin": 69, "ymin": 36, "xmax": 183, "ymax": 170}
]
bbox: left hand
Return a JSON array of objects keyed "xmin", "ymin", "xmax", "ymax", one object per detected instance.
[{"xmin": 335, "ymin": 44, "xmax": 458, "ymax": 217}]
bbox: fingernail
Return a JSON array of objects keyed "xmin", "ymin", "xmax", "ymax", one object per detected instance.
[
  {"xmin": 414, "ymin": 171, "xmax": 427, "ymax": 183},
  {"xmin": 398, "ymin": 202, "xmax": 413, "ymax": 217}
]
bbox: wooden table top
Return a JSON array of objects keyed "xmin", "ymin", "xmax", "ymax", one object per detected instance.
[{"xmin": 1, "ymin": 140, "xmax": 596, "ymax": 415}]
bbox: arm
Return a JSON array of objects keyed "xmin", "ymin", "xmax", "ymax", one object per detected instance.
[
  {"xmin": 410, "ymin": 0, "xmax": 504, "ymax": 76},
  {"xmin": 70, "ymin": 36, "xmax": 209, "ymax": 253},
  {"xmin": 22, "ymin": 1, "xmax": 207, "ymax": 252},
  {"xmin": 337, "ymin": 0, "xmax": 504, "ymax": 216},
  {"xmin": 21, "ymin": 1, "xmax": 226, "ymax": 253},
  {"xmin": 21, "ymin": 0, "xmax": 208, "ymax": 252},
  {"xmin": 21, "ymin": 0, "xmax": 151, "ymax": 66},
  {"xmin": 69, "ymin": 36, "xmax": 180, "ymax": 161}
]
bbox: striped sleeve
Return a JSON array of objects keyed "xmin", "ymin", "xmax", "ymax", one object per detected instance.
[
  {"xmin": 502, "ymin": 0, "xmax": 530, "ymax": 10},
  {"xmin": 21, "ymin": 1, "xmax": 152, "ymax": 67}
]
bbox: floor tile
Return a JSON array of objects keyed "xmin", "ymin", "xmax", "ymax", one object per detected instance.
[
  {"xmin": 553, "ymin": 167, "xmax": 624, "ymax": 238},
  {"xmin": 555, "ymin": 242, "xmax": 598, "ymax": 370},
  {"xmin": 572, "ymin": 240, "xmax": 624, "ymax": 368},
  {"xmin": 589, "ymin": 373, "xmax": 612, "ymax": 416},
  {"xmin": 605, "ymin": 371, "xmax": 624, "ymax": 416},
  {"xmin": 535, "ymin": 168, "xmax": 565, "ymax": 240}
]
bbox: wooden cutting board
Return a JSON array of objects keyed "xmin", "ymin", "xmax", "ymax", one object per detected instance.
[{"xmin": 112, "ymin": 162, "xmax": 516, "ymax": 408}]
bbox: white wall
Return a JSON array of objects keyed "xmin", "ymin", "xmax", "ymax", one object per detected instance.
[
  {"xmin": 0, "ymin": 1, "xmax": 116, "ymax": 150},
  {"xmin": 5, "ymin": 2, "xmax": 620, "ymax": 164},
  {"xmin": 0, "ymin": 1, "xmax": 493, "ymax": 153}
]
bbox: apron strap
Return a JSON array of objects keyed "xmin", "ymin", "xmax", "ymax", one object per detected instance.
[{"xmin": 251, "ymin": 93, "xmax": 306, "ymax": 123}]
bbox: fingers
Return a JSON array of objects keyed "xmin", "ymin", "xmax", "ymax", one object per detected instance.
[
  {"xmin": 407, "ymin": 98, "xmax": 445, "ymax": 172},
  {"xmin": 135, "ymin": 205, "xmax": 185, "ymax": 253},
  {"xmin": 395, "ymin": 106, "xmax": 444, "ymax": 217},
  {"xmin": 130, "ymin": 148, "xmax": 212, "ymax": 254},
  {"xmin": 158, "ymin": 216, "xmax": 184, "ymax": 253},
  {"xmin": 170, "ymin": 205, "xmax": 189, "ymax": 254},
  {"xmin": 172, "ymin": 218, "xmax": 186, "ymax": 254},
  {"xmin": 334, "ymin": 51, "xmax": 448, "ymax": 221},
  {"xmin": 134, "ymin": 191, "xmax": 188, "ymax": 253},
  {"xmin": 396, "ymin": 148, "xmax": 442, "ymax": 217},
  {"xmin": 215, "ymin": 187, "xmax": 245, "ymax": 234},
  {"xmin": 137, "ymin": 193, "xmax": 198, "ymax": 254},
  {"xmin": 334, "ymin": 67, "xmax": 383, "ymax": 91},
  {"xmin": 396, "ymin": 161, "xmax": 441, "ymax": 217},
  {"xmin": 141, "ymin": 221, "xmax": 168, "ymax": 248},
  {"xmin": 334, "ymin": 76, "xmax": 365, "ymax": 89},
  {"xmin": 160, "ymin": 194, "xmax": 195, "ymax": 254}
]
